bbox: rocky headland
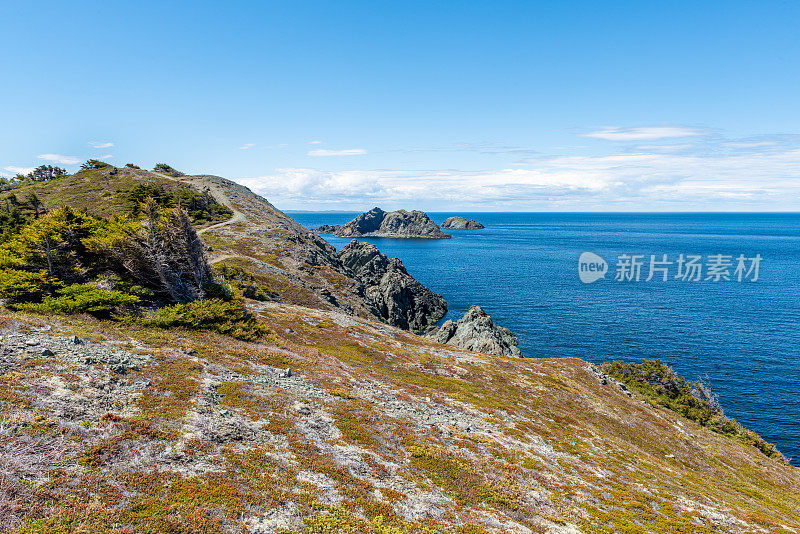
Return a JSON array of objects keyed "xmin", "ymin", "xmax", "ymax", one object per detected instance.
[
  {"xmin": 1, "ymin": 164, "xmax": 797, "ymax": 533},
  {"xmin": 338, "ymin": 240, "xmax": 447, "ymax": 332},
  {"xmin": 312, "ymin": 224, "xmax": 340, "ymax": 233},
  {"xmin": 333, "ymin": 207, "xmax": 451, "ymax": 239},
  {"xmin": 426, "ymin": 305, "xmax": 522, "ymax": 357},
  {"xmin": 440, "ymin": 216, "xmax": 485, "ymax": 229}
]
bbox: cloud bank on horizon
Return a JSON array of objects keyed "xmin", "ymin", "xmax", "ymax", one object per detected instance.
[
  {"xmin": 234, "ymin": 128, "xmax": 800, "ymax": 211},
  {"xmin": 3, "ymin": 128, "xmax": 798, "ymax": 212}
]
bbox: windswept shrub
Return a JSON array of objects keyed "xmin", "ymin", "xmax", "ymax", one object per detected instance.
[
  {"xmin": 125, "ymin": 184, "xmax": 232, "ymax": 224},
  {"xmin": 214, "ymin": 264, "xmax": 277, "ymax": 301},
  {"xmin": 0, "ymin": 206, "xmax": 103, "ymax": 280},
  {"xmin": 138, "ymin": 298, "xmax": 269, "ymax": 341},
  {"xmin": 0, "ymin": 269, "xmax": 51, "ymax": 302},
  {"xmin": 0, "ymin": 207, "xmax": 32, "ymax": 242},
  {"xmin": 13, "ymin": 283, "xmax": 139, "ymax": 317},
  {"xmin": 153, "ymin": 163, "xmax": 184, "ymax": 177},
  {"xmin": 601, "ymin": 358, "xmax": 786, "ymax": 461},
  {"xmin": 80, "ymin": 159, "xmax": 111, "ymax": 171},
  {"xmin": 89, "ymin": 201, "xmax": 214, "ymax": 303}
]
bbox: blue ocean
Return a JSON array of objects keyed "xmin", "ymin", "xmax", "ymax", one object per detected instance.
[{"xmin": 289, "ymin": 212, "xmax": 800, "ymax": 463}]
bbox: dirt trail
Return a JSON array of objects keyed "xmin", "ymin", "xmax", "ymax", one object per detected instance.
[{"xmin": 153, "ymin": 172, "xmax": 247, "ymax": 234}]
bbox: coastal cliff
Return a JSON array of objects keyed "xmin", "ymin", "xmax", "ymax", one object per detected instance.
[
  {"xmin": 333, "ymin": 207, "xmax": 451, "ymax": 239},
  {"xmin": 339, "ymin": 240, "xmax": 447, "ymax": 332},
  {"xmin": 1, "ymin": 166, "xmax": 798, "ymax": 533}
]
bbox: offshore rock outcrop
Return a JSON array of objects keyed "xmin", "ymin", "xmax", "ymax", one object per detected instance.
[
  {"xmin": 428, "ymin": 305, "xmax": 522, "ymax": 357},
  {"xmin": 334, "ymin": 207, "xmax": 451, "ymax": 239},
  {"xmin": 339, "ymin": 240, "xmax": 447, "ymax": 332},
  {"xmin": 440, "ymin": 216, "xmax": 485, "ymax": 229},
  {"xmin": 312, "ymin": 224, "xmax": 340, "ymax": 233}
]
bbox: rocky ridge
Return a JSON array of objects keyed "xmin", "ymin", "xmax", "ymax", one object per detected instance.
[
  {"xmin": 334, "ymin": 207, "xmax": 451, "ymax": 239},
  {"xmin": 338, "ymin": 240, "xmax": 447, "ymax": 332},
  {"xmin": 426, "ymin": 305, "xmax": 523, "ymax": 357},
  {"xmin": 16, "ymin": 167, "xmax": 445, "ymax": 332},
  {"xmin": 440, "ymin": 216, "xmax": 485, "ymax": 229}
]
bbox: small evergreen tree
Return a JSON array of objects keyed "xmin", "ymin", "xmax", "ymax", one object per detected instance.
[
  {"xmin": 80, "ymin": 159, "xmax": 111, "ymax": 171},
  {"xmin": 30, "ymin": 165, "xmax": 67, "ymax": 182}
]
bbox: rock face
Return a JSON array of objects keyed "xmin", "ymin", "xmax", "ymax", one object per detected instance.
[
  {"xmin": 339, "ymin": 240, "xmax": 447, "ymax": 332},
  {"xmin": 312, "ymin": 224, "xmax": 340, "ymax": 233},
  {"xmin": 334, "ymin": 207, "xmax": 451, "ymax": 239},
  {"xmin": 440, "ymin": 216, "xmax": 484, "ymax": 229},
  {"xmin": 428, "ymin": 305, "xmax": 522, "ymax": 357}
]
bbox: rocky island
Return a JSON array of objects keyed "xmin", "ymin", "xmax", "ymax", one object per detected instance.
[
  {"xmin": 312, "ymin": 223, "xmax": 340, "ymax": 233},
  {"xmin": 440, "ymin": 216, "xmax": 485, "ymax": 229},
  {"xmin": 331, "ymin": 207, "xmax": 451, "ymax": 239}
]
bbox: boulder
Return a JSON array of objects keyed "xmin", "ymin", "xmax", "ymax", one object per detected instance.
[
  {"xmin": 440, "ymin": 216, "xmax": 484, "ymax": 229},
  {"xmin": 339, "ymin": 240, "xmax": 447, "ymax": 332},
  {"xmin": 428, "ymin": 305, "xmax": 522, "ymax": 357},
  {"xmin": 334, "ymin": 207, "xmax": 451, "ymax": 239}
]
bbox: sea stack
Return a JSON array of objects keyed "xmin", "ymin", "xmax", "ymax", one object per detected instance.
[
  {"xmin": 333, "ymin": 207, "xmax": 451, "ymax": 239},
  {"xmin": 440, "ymin": 216, "xmax": 484, "ymax": 229}
]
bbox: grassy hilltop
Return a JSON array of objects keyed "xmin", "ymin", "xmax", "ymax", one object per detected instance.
[{"xmin": 0, "ymin": 164, "xmax": 798, "ymax": 533}]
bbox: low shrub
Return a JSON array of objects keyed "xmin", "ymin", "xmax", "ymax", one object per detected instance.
[
  {"xmin": 0, "ymin": 269, "xmax": 50, "ymax": 302},
  {"xmin": 214, "ymin": 264, "xmax": 276, "ymax": 301},
  {"xmin": 125, "ymin": 183, "xmax": 232, "ymax": 224},
  {"xmin": 13, "ymin": 283, "xmax": 139, "ymax": 317},
  {"xmin": 153, "ymin": 163, "xmax": 185, "ymax": 177},
  {"xmin": 138, "ymin": 298, "xmax": 269, "ymax": 341},
  {"xmin": 601, "ymin": 358, "xmax": 785, "ymax": 461}
]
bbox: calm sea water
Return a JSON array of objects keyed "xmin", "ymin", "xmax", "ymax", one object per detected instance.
[{"xmin": 288, "ymin": 211, "xmax": 800, "ymax": 463}]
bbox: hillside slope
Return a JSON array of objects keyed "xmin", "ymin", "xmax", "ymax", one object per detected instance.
[
  {"xmin": 2, "ymin": 167, "xmax": 799, "ymax": 533},
  {"xmin": 7, "ymin": 168, "xmax": 444, "ymax": 330},
  {"xmin": 1, "ymin": 305, "xmax": 799, "ymax": 533}
]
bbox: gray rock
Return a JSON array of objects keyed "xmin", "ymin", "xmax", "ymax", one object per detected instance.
[
  {"xmin": 440, "ymin": 216, "xmax": 485, "ymax": 229},
  {"xmin": 427, "ymin": 305, "xmax": 522, "ymax": 357},
  {"xmin": 339, "ymin": 240, "xmax": 447, "ymax": 332},
  {"xmin": 312, "ymin": 224, "xmax": 341, "ymax": 233},
  {"xmin": 334, "ymin": 207, "xmax": 451, "ymax": 239}
]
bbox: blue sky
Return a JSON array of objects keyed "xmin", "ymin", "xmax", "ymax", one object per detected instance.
[{"xmin": 1, "ymin": 1, "xmax": 799, "ymax": 211}]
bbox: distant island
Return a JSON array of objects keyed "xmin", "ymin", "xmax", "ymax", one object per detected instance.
[
  {"xmin": 315, "ymin": 207, "xmax": 451, "ymax": 239},
  {"xmin": 440, "ymin": 216, "xmax": 485, "ymax": 229}
]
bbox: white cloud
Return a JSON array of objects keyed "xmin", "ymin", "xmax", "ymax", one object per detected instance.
[
  {"xmin": 307, "ymin": 148, "xmax": 367, "ymax": 157},
  {"xmin": 98, "ymin": 155, "xmax": 114, "ymax": 160},
  {"xmin": 238, "ymin": 143, "xmax": 256, "ymax": 150},
  {"xmin": 89, "ymin": 141, "xmax": 114, "ymax": 149},
  {"xmin": 723, "ymin": 141, "xmax": 776, "ymax": 149},
  {"xmin": 37, "ymin": 154, "xmax": 81, "ymax": 165},
  {"xmin": 633, "ymin": 144, "xmax": 693, "ymax": 153},
  {"xmin": 4, "ymin": 166, "xmax": 35, "ymax": 175},
  {"xmin": 309, "ymin": 140, "xmax": 323, "ymax": 144},
  {"xmin": 582, "ymin": 126, "xmax": 705, "ymax": 141},
  {"xmin": 237, "ymin": 142, "xmax": 800, "ymax": 211}
]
